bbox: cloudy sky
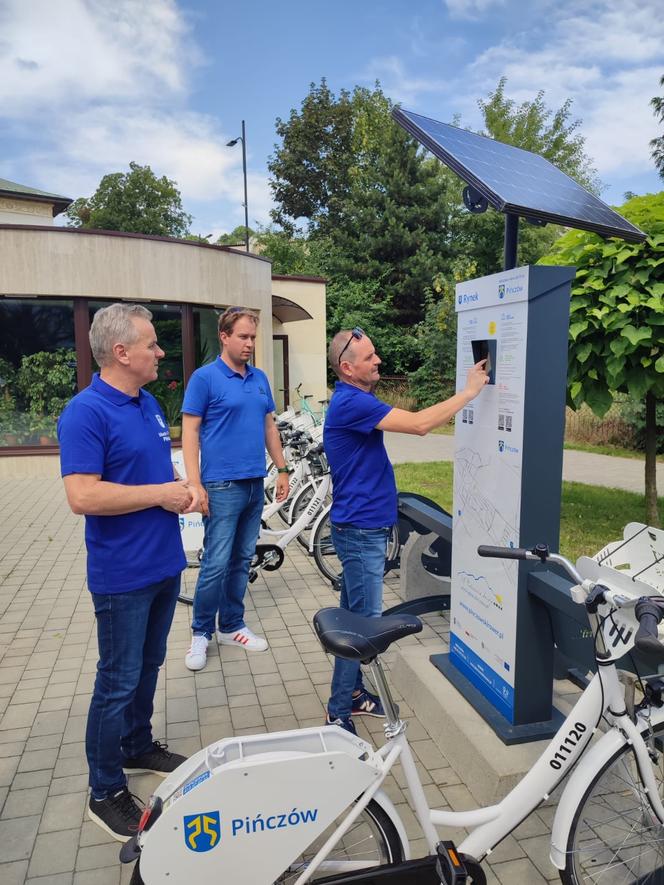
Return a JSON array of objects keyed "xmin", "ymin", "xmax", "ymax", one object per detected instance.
[{"xmin": 0, "ymin": 0, "xmax": 662, "ymax": 238}]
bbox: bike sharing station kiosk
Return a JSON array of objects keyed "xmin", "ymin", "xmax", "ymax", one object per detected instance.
[{"xmin": 391, "ymin": 107, "xmax": 647, "ymax": 746}]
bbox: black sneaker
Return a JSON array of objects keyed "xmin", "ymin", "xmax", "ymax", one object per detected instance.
[
  {"xmin": 123, "ymin": 740, "xmax": 186, "ymax": 777},
  {"xmin": 88, "ymin": 786, "xmax": 143, "ymax": 842}
]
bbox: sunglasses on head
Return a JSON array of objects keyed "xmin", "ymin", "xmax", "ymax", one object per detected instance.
[{"xmin": 338, "ymin": 327, "xmax": 365, "ymax": 365}]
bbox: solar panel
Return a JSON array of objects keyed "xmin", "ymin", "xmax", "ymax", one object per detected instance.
[{"xmin": 392, "ymin": 107, "xmax": 646, "ymax": 243}]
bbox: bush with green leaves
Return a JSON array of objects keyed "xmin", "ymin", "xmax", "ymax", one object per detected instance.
[
  {"xmin": 0, "ymin": 357, "xmax": 16, "ymax": 417},
  {"xmin": 326, "ymin": 277, "xmax": 417, "ymax": 378},
  {"xmin": 16, "ymin": 349, "xmax": 77, "ymax": 417},
  {"xmin": 539, "ymin": 192, "xmax": 664, "ymax": 524},
  {"xmin": 618, "ymin": 398, "xmax": 664, "ymax": 454}
]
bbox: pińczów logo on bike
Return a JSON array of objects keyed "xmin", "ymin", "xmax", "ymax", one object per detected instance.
[{"xmin": 184, "ymin": 811, "xmax": 221, "ymax": 852}]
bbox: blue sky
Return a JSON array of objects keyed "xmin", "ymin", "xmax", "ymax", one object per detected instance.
[{"xmin": 0, "ymin": 0, "xmax": 662, "ymax": 239}]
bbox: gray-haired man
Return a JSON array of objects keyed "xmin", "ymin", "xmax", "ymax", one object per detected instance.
[{"xmin": 58, "ymin": 303, "xmax": 197, "ymax": 841}]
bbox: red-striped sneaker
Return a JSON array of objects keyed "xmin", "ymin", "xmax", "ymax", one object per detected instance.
[{"xmin": 217, "ymin": 626, "xmax": 268, "ymax": 652}]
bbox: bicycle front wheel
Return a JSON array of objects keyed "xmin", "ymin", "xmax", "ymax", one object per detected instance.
[
  {"xmin": 561, "ymin": 722, "xmax": 664, "ymax": 884},
  {"xmin": 274, "ymin": 797, "xmax": 404, "ymax": 884}
]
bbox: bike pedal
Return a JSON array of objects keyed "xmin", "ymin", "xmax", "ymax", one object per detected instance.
[
  {"xmin": 436, "ymin": 841, "xmax": 468, "ymax": 884},
  {"xmin": 248, "ymin": 569, "xmax": 258, "ymax": 584}
]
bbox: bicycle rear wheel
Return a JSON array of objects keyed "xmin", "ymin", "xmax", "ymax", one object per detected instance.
[
  {"xmin": 561, "ymin": 722, "xmax": 664, "ymax": 884},
  {"xmin": 311, "ymin": 511, "xmax": 341, "ymax": 584},
  {"xmin": 311, "ymin": 518, "xmax": 400, "ymax": 586},
  {"xmin": 274, "ymin": 797, "xmax": 404, "ymax": 884}
]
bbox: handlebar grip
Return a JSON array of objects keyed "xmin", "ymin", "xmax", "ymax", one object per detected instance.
[
  {"xmin": 477, "ymin": 545, "xmax": 531, "ymax": 560},
  {"xmin": 634, "ymin": 598, "xmax": 664, "ymax": 659}
]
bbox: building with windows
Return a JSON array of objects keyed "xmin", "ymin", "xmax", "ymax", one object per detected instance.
[{"xmin": 0, "ymin": 179, "xmax": 327, "ymax": 478}]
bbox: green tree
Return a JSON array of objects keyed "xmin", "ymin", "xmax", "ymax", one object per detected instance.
[
  {"xmin": 269, "ymin": 82, "xmax": 458, "ymax": 338},
  {"xmin": 254, "ymin": 226, "xmax": 327, "ymax": 276},
  {"xmin": 216, "ymin": 225, "xmax": 256, "ymax": 246},
  {"xmin": 65, "ymin": 162, "xmax": 192, "ymax": 237},
  {"xmin": 330, "ymin": 117, "xmax": 458, "ymax": 327},
  {"xmin": 539, "ymin": 193, "xmax": 664, "ymax": 526},
  {"xmin": 326, "ymin": 277, "xmax": 417, "ymax": 376},
  {"xmin": 269, "ymin": 79, "xmax": 354, "ymax": 233},
  {"xmin": 650, "ymin": 74, "xmax": 664, "ymax": 181}
]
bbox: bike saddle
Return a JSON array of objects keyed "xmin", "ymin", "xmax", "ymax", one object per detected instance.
[{"xmin": 313, "ymin": 607, "xmax": 422, "ymax": 663}]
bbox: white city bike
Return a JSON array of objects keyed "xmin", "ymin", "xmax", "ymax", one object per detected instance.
[{"xmin": 124, "ymin": 542, "xmax": 664, "ymax": 884}]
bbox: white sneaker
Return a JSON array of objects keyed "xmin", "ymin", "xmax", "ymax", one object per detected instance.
[
  {"xmin": 185, "ymin": 634, "xmax": 209, "ymax": 670},
  {"xmin": 217, "ymin": 626, "xmax": 268, "ymax": 652}
]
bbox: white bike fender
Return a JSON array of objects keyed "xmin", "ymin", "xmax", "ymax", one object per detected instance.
[
  {"xmin": 308, "ymin": 505, "xmax": 331, "ymax": 554},
  {"xmin": 550, "ymin": 706, "xmax": 664, "ymax": 869},
  {"xmin": 370, "ymin": 787, "xmax": 411, "ymax": 861}
]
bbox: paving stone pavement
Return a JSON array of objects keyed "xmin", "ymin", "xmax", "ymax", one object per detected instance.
[{"xmin": 0, "ymin": 479, "xmax": 561, "ymax": 884}]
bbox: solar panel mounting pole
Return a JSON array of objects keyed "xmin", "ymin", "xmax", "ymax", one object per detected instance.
[{"xmin": 503, "ymin": 213, "xmax": 519, "ymax": 271}]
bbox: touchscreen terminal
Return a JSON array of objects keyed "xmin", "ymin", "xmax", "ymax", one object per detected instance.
[{"xmin": 471, "ymin": 339, "xmax": 496, "ymax": 385}]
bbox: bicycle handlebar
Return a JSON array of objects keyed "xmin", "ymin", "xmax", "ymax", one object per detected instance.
[
  {"xmin": 635, "ymin": 598, "xmax": 664, "ymax": 659},
  {"xmin": 478, "ymin": 545, "xmax": 534, "ymax": 560},
  {"xmin": 478, "ymin": 543, "xmax": 664, "ymax": 659}
]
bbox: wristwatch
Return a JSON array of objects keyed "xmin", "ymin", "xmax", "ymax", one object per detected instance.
[{"xmin": 277, "ymin": 467, "xmax": 289, "ymax": 474}]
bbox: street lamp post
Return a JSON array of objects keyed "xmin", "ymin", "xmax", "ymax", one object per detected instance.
[{"xmin": 226, "ymin": 120, "xmax": 249, "ymax": 253}]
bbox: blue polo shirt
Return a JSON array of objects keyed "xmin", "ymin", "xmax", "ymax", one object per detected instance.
[
  {"xmin": 58, "ymin": 374, "xmax": 186, "ymax": 594},
  {"xmin": 182, "ymin": 358, "xmax": 275, "ymax": 483},
  {"xmin": 324, "ymin": 382, "xmax": 397, "ymax": 528}
]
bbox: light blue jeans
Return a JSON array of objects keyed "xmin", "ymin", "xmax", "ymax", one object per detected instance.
[
  {"xmin": 191, "ymin": 478, "xmax": 264, "ymax": 638},
  {"xmin": 328, "ymin": 524, "xmax": 390, "ymax": 720}
]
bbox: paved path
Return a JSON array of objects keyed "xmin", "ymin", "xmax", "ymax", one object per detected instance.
[
  {"xmin": 384, "ymin": 431, "xmax": 662, "ymax": 495},
  {"xmin": 0, "ymin": 479, "xmax": 559, "ymax": 884}
]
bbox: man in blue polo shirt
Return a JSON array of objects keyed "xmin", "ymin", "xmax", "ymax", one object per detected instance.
[
  {"xmin": 324, "ymin": 327, "xmax": 488, "ymax": 734},
  {"xmin": 182, "ymin": 306, "xmax": 289, "ymax": 671},
  {"xmin": 58, "ymin": 303, "xmax": 196, "ymax": 841}
]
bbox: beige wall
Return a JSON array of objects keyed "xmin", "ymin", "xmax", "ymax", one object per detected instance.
[
  {"xmin": 0, "ymin": 226, "xmax": 274, "ymax": 373},
  {"xmin": 0, "ymin": 197, "xmax": 54, "ymax": 226},
  {"xmin": 271, "ymin": 277, "xmax": 328, "ymax": 407},
  {"xmin": 0, "ymin": 453, "xmax": 60, "ymax": 480}
]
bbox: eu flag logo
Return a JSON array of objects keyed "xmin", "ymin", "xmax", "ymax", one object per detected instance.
[{"xmin": 184, "ymin": 811, "xmax": 221, "ymax": 852}]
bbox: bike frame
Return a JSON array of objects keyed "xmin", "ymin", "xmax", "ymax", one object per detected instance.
[
  {"xmin": 258, "ymin": 474, "xmax": 332, "ymax": 553},
  {"xmin": 145, "ymin": 550, "xmax": 664, "ymax": 883},
  {"xmin": 261, "ymin": 457, "xmax": 312, "ymax": 522}
]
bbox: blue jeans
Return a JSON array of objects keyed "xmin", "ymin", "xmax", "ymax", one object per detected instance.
[
  {"xmin": 87, "ymin": 574, "xmax": 180, "ymax": 799},
  {"xmin": 328, "ymin": 524, "xmax": 390, "ymax": 720},
  {"xmin": 192, "ymin": 478, "xmax": 264, "ymax": 638}
]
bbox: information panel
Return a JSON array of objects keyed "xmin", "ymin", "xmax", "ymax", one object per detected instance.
[
  {"xmin": 171, "ymin": 449, "xmax": 204, "ymax": 554},
  {"xmin": 450, "ymin": 267, "xmax": 530, "ymax": 721}
]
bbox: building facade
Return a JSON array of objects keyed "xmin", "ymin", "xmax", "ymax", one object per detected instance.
[{"xmin": 0, "ymin": 180, "xmax": 327, "ymax": 478}]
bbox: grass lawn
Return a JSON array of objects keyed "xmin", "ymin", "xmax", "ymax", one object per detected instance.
[
  {"xmin": 393, "ymin": 460, "xmax": 663, "ymax": 562},
  {"xmin": 563, "ymin": 440, "xmax": 664, "ymax": 462}
]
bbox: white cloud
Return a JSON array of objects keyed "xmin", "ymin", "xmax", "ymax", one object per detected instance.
[
  {"xmin": 0, "ymin": 0, "xmax": 194, "ymax": 116},
  {"xmin": 364, "ymin": 0, "xmax": 663, "ymax": 188},
  {"xmin": 360, "ymin": 56, "xmax": 450, "ymax": 107},
  {"xmin": 464, "ymin": 0, "xmax": 664, "ymax": 178},
  {"xmin": 0, "ymin": 0, "xmax": 264, "ymax": 232},
  {"xmin": 443, "ymin": 0, "xmax": 505, "ymax": 20}
]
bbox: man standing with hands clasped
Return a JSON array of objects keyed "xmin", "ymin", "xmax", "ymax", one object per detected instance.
[
  {"xmin": 182, "ymin": 306, "xmax": 289, "ymax": 671},
  {"xmin": 58, "ymin": 303, "xmax": 198, "ymax": 841},
  {"xmin": 323, "ymin": 327, "xmax": 489, "ymax": 734}
]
